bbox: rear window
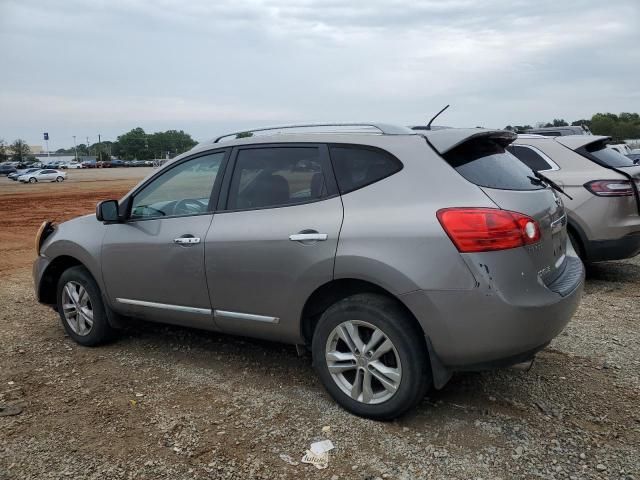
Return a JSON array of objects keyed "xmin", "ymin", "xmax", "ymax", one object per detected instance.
[
  {"xmin": 507, "ymin": 145, "xmax": 554, "ymax": 172},
  {"xmin": 329, "ymin": 145, "xmax": 402, "ymax": 194},
  {"xmin": 579, "ymin": 143, "xmax": 635, "ymax": 168},
  {"xmin": 444, "ymin": 139, "xmax": 543, "ymax": 191}
]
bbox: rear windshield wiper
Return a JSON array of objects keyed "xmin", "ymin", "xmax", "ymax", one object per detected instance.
[{"xmin": 528, "ymin": 171, "xmax": 573, "ymax": 200}]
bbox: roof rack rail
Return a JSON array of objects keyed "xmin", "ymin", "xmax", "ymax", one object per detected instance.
[{"xmin": 213, "ymin": 122, "xmax": 413, "ymax": 143}]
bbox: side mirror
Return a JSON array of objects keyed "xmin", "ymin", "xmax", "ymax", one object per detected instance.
[{"xmin": 96, "ymin": 200, "xmax": 121, "ymax": 223}]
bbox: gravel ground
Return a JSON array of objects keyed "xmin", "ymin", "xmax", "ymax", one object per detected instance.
[
  {"xmin": 1, "ymin": 259, "xmax": 638, "ymax": 480},
  {"xmin": 0, "ymin": 178, "xmax": 638, "ymax": 479}
]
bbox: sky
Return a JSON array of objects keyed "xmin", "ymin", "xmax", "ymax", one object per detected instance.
[{"xmin": 1, "ymin": 0, "xmax": 639, "ymax": 149}]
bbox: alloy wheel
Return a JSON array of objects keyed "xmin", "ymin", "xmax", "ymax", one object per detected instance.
[
  {"xmin": 325, "ymin": 320, "xmax": 402, "ymax": 404},
  {"xmin": 61, "ymin": 281, "xmax": 94, "ymax": 336}
]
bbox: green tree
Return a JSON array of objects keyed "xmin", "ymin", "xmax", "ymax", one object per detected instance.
[
  {"xmin": 590, "ymin": 112, "xmax": 640, "ymax": 142},
  {"xmin": 116, "ymin": 127, "xmax": 151, "ymax": 160},
  {"xmin": 10, "ymin": 139, "xmax": 31, "ymax": 162},
  {"xmin": 0, "ymin": 139, "xmax": 7, "ymax": 162},
  {"xmin": 543, "ymin": 119, "xmax": 569, "ymax": 128},
  {"xmin": 148, "ymin": 130, "xmax": 198, "ymax": 158}
]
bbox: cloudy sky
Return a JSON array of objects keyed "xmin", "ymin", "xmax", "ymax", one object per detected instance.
[{"xmin": 1, "ymin": 0, "xmax": 639, "ymax": 148}]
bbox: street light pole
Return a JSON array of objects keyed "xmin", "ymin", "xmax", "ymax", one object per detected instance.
[{"xmin": 73, "ymin": 136, "xmax": 78, "ymax": 162}]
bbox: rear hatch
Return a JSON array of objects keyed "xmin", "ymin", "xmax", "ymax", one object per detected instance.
[
  {"xmin": 425, "ymin": 129, "xmax": 569, "ymax": 287},
  {"xmin": 556, "ymin": 136, "xmax": 640, "ymax": 214}
]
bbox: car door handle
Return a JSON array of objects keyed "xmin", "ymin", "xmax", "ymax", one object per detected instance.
[
  {"xmin": 289, "ymin": 233, "xmax": 328, "ymax": 242},
  {"xmin": 174, "ymin": 236, "xmax": 201, "ymax": 245}
]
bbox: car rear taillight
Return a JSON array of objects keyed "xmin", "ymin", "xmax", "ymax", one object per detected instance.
[
  {"xmin": 584, "ymin": 180, "xmax": 634, "ymax": 197},
  {"xmin": 437, "ymin": 208, "xmax": 541, "ymax": 253}
]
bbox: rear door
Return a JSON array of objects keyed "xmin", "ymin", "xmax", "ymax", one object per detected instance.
[
  {"xmin": 205, "ymin": 144, "xmax": 343, "ymax": 343},
  {"xmin": 40, "ymin": 169, "xmax": 56, "ymax": 181},
  {"xmin": 428, "ymin": 131, "xmax": 568, "ymax": 284}
]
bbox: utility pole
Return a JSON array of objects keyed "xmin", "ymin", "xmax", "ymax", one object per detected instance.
[
  {"xmin": 98, "ymin": 134, "xmax": 101, "ymax": 160},
  {"xmin": 73, "ymin": 136, "xmax": 78, "ymax": 161},
  {"xmin": 86, "ymin": 137, "xmax": 90, "ymax": 156}
]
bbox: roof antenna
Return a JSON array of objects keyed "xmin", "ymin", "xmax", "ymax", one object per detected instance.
[{"xmin": 426, "ymin": 104, "xmax": 450, "ymax": 130}]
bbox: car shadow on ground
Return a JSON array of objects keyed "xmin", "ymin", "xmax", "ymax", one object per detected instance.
[
  {"xmin": 113, "ymin": 317, "xmax": 538, "ymax": 418},
  {"xmin": 585, "ymin": 258, "xmax": 640, "ymax": 284}
]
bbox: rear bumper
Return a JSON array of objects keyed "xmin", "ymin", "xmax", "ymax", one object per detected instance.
[
  {"xmin": 585, "ymin": 232, "xmax": 640, "ymax": 262},
  {"xmin": 401, "ymin": 254, "xmax": 584, "ymax": 369}
]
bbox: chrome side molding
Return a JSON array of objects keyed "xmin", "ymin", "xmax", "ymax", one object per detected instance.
[
  {"xmin": 116, "ymin": 298, "xmax": 211, "ymax": 315},
  {"xmin": 214, "ymin": 310, "xmax": 280, "ymax": 324}
]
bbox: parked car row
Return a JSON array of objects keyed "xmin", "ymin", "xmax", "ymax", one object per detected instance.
[{"xmin": 80, "ymin": 160, "xmax": 153, "ymax": 168}]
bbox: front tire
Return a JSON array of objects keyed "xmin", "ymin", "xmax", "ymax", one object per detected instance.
[
  {"xmin": 56, "ymin": 266, "xmax": 115, "ymax": 346},
  {"xmin": 29, "ymin": 177, "xmax": 37, "ymax": 183},
  {"xmin": 56, "ymin": 176, "xmax": 64, "ymax": 182},
  {"xmin": 312, "ymin": 293, "xmax": 431, "ymax": 420}
]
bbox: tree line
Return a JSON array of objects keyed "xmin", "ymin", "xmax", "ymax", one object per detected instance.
[
  {"xmin": 504, "ymin": 112, "xmax": 640, "ymax": 142},
  {"xmin": 54, "ymin": 128, "xmax": 198, "ymax": 161},
  {"xmin": 1, "ymin": 127, "xmax": 198, "ymax": 164}
]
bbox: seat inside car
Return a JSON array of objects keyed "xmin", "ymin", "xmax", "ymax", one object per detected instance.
[{"xmin": 242, "ymin": 173, "xmax": 290, "ymax": 208}]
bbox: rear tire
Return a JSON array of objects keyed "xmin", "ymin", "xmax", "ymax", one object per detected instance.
[
  {"xmin": 29, "ymin": 177, "xmax": 37, "ymax": 183},
  {"xmin": 312, "ymin": 293, "xmax": 431, "ymax": 420},
  {"xmin": 568, "ymin": 230, "xmax": 584, "ymax": 260},
  {"xmin": 56, "ymin": 266, "xmax": 115, "ymax": 346}
]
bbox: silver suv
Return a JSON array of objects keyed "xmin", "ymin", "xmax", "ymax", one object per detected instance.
[
  {"xmin": 509, "ymin": 135, "xmax": 640, "ymax": 262},
  {"xmin": 33, "ymin": 123, "xmax": 584, "ymax": 419}
]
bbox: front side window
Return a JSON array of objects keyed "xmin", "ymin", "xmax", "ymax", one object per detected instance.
[
  {"xmin": 227, "ymin": 147, "xmax": 328, "ymax": 210},
  {"xmin": 130, "ymin": 152, "xmax": 224, "ymax": 220},
  {"xmin": 329, "ymin": 145, "xmax": 402, "ymax": 194},
  {"xmin": 507, "ymin": 145, "xmax": 554, "ymax": 172}
]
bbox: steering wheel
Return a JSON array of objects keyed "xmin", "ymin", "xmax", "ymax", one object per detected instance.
[{"xmin": 173, "ymin": 198, "xmax": 207, "ymax": 215}]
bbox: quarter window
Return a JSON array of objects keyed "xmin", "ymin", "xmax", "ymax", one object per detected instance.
[
  {"xmin": 507, "ymin": 145, "xmax": 554, "ymax": 172},
  {"xmin": 227, "ymin": 147, "xmax": 328, "ymax": 210},
  {"xmin": 329, "ymin": 145, "xmax": 402, "ymax": 194},
  {"xmin": 130, "ymin": 152, "xmax": 224, "ymax": 220}
]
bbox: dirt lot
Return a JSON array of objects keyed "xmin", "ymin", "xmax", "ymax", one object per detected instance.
[{"xmin": 0, "ymin": 171, "xmax": 638, "ymax": 480}]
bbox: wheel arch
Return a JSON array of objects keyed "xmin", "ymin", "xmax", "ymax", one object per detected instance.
[
  {"xmin": 300, "ymin": 278, "xmax": 424, "ymax": 347},
  {"xmin": 566, "ymin": 217, "xmax": 588, "ymax": 260},
  {"xmin": 37, "ymin": 255, "xmax": 86, "ymax": 305}
]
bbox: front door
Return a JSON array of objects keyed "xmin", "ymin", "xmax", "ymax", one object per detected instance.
[
  {"xmin": 205, "ymin": 144, "xmax": 343, "ymax": 343},
  {"xmin": 102, "ymin": 150, "xmax": 227, "ymax": 327}
]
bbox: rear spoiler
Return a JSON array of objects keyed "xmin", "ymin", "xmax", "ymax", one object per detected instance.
[
  {"xmin": 554, "ymin": 135, "xmax": 611, "ymax": 151},
  {"xmin": 422, "ymin": 128, "xmax": 517, "ymax": 155}
]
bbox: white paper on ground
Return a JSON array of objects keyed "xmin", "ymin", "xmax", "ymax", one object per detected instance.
[
  {"xmin": 310, "ymin": 439, "xmax": 334, "ymax": 455},
  {"xmin": 301, "ymin": 450, "xmax": 329, "ymax": 470}
]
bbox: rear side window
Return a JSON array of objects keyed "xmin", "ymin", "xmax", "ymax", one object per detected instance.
[
  {"xmin": 329, "ymin": 145, "xmax": 402, "ymax": 194},
  {"xmin": 444, "ymin": 139, "xmax": 543, "ymax": 191},
  {"xmin": 579, "ymin": 143, "xmax": 635, "ymax": 168},
  {"xmin": 507, "ymin": 145, "xmax": 554, "ymax": 172},
  {"xmin": 227, "ymin": 147, "xmax": 329, "ymax": 210}
]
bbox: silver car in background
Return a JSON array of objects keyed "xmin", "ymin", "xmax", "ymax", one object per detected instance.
[
  {"xmin": 33, "ymin": 123, "xmax": 584, "ymax": 419},
  {"xmin": 19, "ymin": 169, "xmax": 66, "ymax": 183},
  {"xmin": 509, "ymin": 135, "xmax": 640, "ymax": 262}
]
